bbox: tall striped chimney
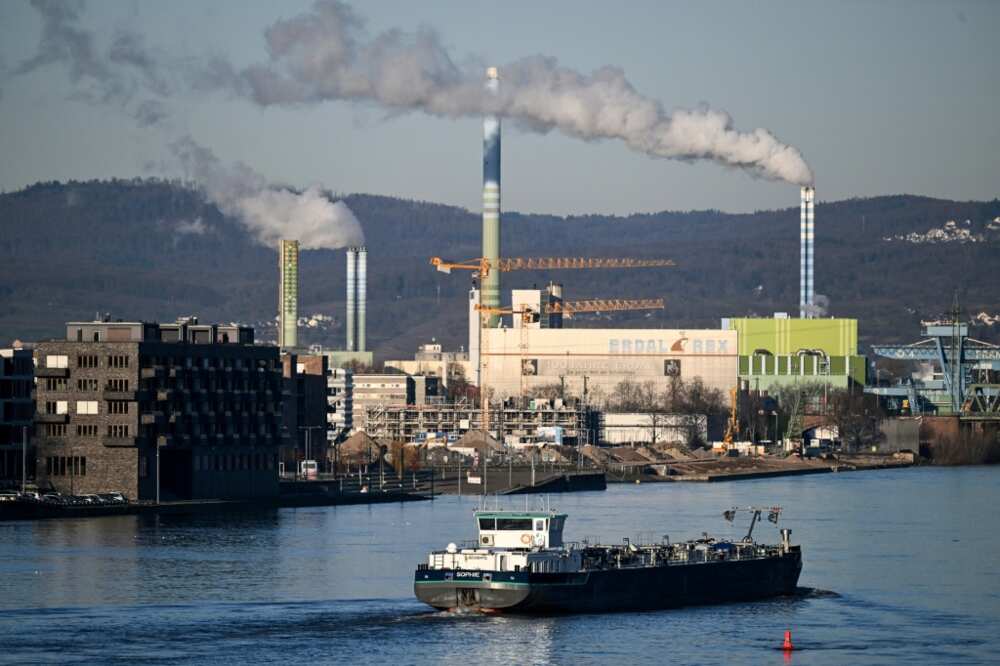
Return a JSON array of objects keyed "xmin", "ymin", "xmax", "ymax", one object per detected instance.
[
  {"xmin": 799, "ymin": 186, "xmax": 815, "ymax": 318},
  {"xmin": 357, "ymin": 246, "xmax": 367, "ymax": 352},
  {"xmin": 482, "ymin": 67, "xmax": 501, "ymax": 326},
  {"xmin": 279, "ymin": 239, "xmax": 299, "ymax": 349},
  {"xmin": 346, "ymin": 247, "xmax": 357, "ymax": 351}
]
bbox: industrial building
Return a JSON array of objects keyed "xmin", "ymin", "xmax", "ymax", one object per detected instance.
[
  {"xmin": 867, "ymin": 317, "xmax": 1000, "ymax": 417},
  {"xmin": 476, "ymin": 313, "xmax": 738, "ymax": 404},
  {"xmin": 33, "ymin": 318, "xmax": 284, "ymax": 501},
  {"xmin": 722, "ymin": 316, "xmax": 866, "ymax": 391},
  {"xmin": 0, "ymin": 347, "xmax": 33, "ymax": 488}
]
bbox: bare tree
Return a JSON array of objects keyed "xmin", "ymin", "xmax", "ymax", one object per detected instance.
[{"xmin": 828, "ymin": 389, "xmax": 884, "ymax": 452}]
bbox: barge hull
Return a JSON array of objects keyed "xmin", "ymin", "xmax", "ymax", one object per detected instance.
[{"xmin": 415, "ymin": 548, "xmax": 801, "ymax": 614}]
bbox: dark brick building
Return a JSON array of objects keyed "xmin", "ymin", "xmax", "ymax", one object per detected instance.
[
  {"xmin": 33, "ymin": 318, "xmax": 286, "ymax": 501},
  {"xmin": 280, "ymin": 353, "xmax": 331, "ymax": 473}
]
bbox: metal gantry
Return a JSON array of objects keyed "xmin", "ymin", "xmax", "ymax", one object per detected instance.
[{"xmin": 869, "ymin": 317, "xmax": 1000, "ymax": 417}]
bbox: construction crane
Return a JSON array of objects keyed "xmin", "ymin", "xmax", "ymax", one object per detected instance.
[
  {"xmin": 430, "ymin": 256, "xmax": 676, "ymax": 277},
  {"xmin": 474, "ymin": 298, "xmax": 666, "ymax": 436}
]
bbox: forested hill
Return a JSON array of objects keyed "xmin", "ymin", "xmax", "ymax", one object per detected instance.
[{"xmin": 1, "ymin": 179, "xmax": 998, "ymax": 359}]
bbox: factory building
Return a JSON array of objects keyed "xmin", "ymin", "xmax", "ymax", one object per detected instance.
[
  {"xmin": 478, "ymin": 324, "xmax": 738, "ymax": 404},
  {"xmin": 33, "ymin": 318, "xmax": 283, "ymax": 501},
  {"xmin": 723, "ymin": 316, "xmax": 866, "ymax": 392}
]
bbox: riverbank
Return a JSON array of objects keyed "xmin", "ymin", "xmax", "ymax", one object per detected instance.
[{"xmin": 604, "ymin": 453, "xmax": 915, "ymax": 483}]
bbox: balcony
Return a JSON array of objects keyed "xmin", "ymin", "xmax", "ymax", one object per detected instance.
[
  {"xmin": 36, "ymin": 413, "xmax": 69, "ymax": 424},
  {"xmin": 35, "ymin": 367, "xmax": 70, "ymax": 378},
  {"xmin": 102, "ymin": 389, "xmax": 142, "ymax": 401},
  {"xmin": 141, "ymin": 412, "xmax": 166, "ymax": 426}
]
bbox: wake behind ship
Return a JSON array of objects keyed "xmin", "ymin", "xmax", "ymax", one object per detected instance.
[{"xmin": 414, "ymin": 505, "xmax": 801, "ymax": 614}]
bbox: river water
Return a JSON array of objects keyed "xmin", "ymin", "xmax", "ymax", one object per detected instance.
[{"xmin": 1, "ymin": 466, "xmax": 998, "ymax": 665}]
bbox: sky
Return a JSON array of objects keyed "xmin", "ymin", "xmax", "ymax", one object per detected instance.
[{"xmin": 0, "ymin": 0, "xmax": 997, "ymax": 216}]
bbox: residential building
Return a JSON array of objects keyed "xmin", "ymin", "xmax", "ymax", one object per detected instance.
[
  {"xmin": 281, "ymin": 353, "xmax": 330, "ymax": 471},
  {"xmin": 34, "ymin": 318, "xmax": 284, "ymax": 501}
]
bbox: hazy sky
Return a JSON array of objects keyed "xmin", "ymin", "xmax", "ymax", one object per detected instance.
[{"xmin": 0, "ymin": 0, "xmax": 997, "ymax": 215}]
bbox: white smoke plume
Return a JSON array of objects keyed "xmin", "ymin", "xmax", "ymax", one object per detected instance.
[
  {"xmin": 803, "ymin": 293, "xmax": 830, "ymax": 318},
  {"xmin": 169, "ymin": 136, "xmax": 364, "ymax": 250},
  {"xmin": 11, "ymin": 0, "xmax": 813, "ymax": 184},
  {"xmin": 228, "ymin": 1, "xmax": 813, "ymax": 184},
  {"xmin": 12, "ymin": 0, "xmax": 172, "ymax": 126}
]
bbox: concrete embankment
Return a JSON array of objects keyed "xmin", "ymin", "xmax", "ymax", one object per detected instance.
[{"xmin": 605, "ymin": 454, "xmax": 914, "ymax": 483}]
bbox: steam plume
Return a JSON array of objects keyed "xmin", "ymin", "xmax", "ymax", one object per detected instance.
[
  {"xmin": 230, "ymin": 1, "xmax": 813, "ymax": 184},
  {"xmin": 13, "ymin": 0, "xmax": 171, "ymax": 126},
  {"xmin": 12, "ymin": 0, "xmax": 813, "ymax": 184},
  {"xmin": 169, "ymin": 136, "xmax": 364, "ymax": 250}
]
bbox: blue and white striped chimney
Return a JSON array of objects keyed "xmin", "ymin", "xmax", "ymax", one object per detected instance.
[
  {"xmin": 481, "ymin": 67, "xmax": 501, "ymax": 326},
  {"xmin": 799, "ymin": 186, "xmax": 815, "ymax": 318}
]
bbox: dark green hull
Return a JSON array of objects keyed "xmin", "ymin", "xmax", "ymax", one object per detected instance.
[{"xmin": 414, "ymin": 547, "xmax": 802, "ymax": 614}]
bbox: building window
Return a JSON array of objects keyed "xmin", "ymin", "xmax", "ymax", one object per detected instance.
[
  {"xmin": 76, "ymin": 378, "xmax": 99, "ymax": 391},
  {"xmin": 45, "ymin": 377, "xmax": 68, "ymax": 391},
  {"xmin": 44, "ymin": 401, "xmax": 68, "ymax": 415},
  {"xmin": 80, "ymin": 457, "xmax": 87, "ymax": 476},
  {"xmin": 46, "ymin": 355, "xmax": 69, "ymax": 369},
  {"xmin": 108, "ymin": 355, "xmax": 130, "ymax": 369},
  {"xmin": 45, "ymin": 423, "xmax": 67, "ymax": 436},
  {"xmin": 108, "ymin": 401, "xmax": 128, "ymax": 415},
  {"xmin": 107, "ymin": 424, "xmax": 130, "ymax": 438},
  {"xmin": 106, "ymin": 378, "xmax": 130, "ymax": 391},
  {"xmin": 46, "ymin": 457, "xmax": 53, "ymax": 475},
  {"xmin": 76, "ymin": 424, "xmax": 98, "ymax": 437},
  {"xmin": 76, "ymin": 400, "xmax": 99, "ymax": 415},
  {"xmin": 76, "ymin": 355, "xmax": 98, "ymax": 368}
]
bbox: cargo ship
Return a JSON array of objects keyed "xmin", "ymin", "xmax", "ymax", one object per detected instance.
[{"xmin": 414, "ymin": 505, "xmax": 801, "ymax": 614}]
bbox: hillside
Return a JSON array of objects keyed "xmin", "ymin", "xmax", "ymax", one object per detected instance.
[{"xmin": 1, "ymin": 179, "xmax": 998, "ymax": 359}]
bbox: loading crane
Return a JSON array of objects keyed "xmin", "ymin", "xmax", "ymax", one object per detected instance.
[{"xmin": 474, "ymin": 298, "xmax": 666, "ymax": 435}]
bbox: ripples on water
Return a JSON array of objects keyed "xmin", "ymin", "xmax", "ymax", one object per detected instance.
[{"xmin": 1, "ymin": 467, "xmax": 998, "ymax": 665}]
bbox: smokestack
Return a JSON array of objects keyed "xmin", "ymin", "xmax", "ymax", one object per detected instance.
[
  {"xmin": 546, "ymin": 282, "xmax": 563, "ymax": 329},
  {"xmin": 482, "ymin": 67, "xmax": 501, "ymax": 326},
  {"xmin": 346, "ymin": 247, "xmax": 357, "ymax": 351},
  {"xmin": 357, "ymin": 246, "xmax": 367, "ymax": 352},
  {"xmin": 799, "ymin": 186, "xmax": 815, "ymax": 318},
  {"xmin": 279, "ymin": 239, "xmax": 299, "ymax": 349}
]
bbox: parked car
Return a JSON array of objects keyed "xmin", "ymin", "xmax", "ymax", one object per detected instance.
[{"xmin": 0, "ymin": 493, "xmax": 18, "ymax": 503}]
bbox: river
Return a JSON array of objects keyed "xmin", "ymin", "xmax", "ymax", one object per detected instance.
[{"xmin": 1, "ymin": 466, "xmax": 998, "ymax": 665}]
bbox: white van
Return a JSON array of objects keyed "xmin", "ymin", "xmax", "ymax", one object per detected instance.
[{"xmin": 299, "ymin": 460, "xmax": 318, "ymax": 479}]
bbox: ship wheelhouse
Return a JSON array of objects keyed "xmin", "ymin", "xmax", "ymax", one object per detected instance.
[{"xmin": 474, "ymin": 510, "xmax": 566, "ymax": 550}]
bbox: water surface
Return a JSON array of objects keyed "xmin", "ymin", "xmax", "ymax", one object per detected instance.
[{"xmin": 1, "ymin": 466, "xmax": 998, "ymax": 664}]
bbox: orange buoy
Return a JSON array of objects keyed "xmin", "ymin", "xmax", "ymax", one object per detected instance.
[{"xmin": 782, "ymin": 630, "xmax": 794, "ymax": 651}]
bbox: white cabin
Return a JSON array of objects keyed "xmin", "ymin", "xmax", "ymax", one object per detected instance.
[{"xmin": 426, "ymin": 509, "xmax": 581, "ymax": 574}]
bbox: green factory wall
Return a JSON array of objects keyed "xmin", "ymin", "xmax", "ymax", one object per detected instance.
[
  {"xmin": 738, "ymin": 354, "xmax": 867, "ymax": 386},
  {"xmin": 724, "ymin": 317, "xmax": 858, "ymax": 357}
]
